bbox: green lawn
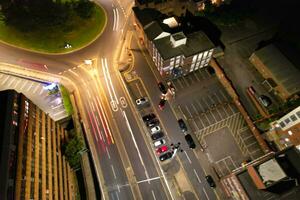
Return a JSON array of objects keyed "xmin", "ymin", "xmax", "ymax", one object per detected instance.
[
  {"xmin": 0, "ymin": 4, "xmax": 106, "ymax": 54},
  {"xmin": 59, "ymin": 84, "xmax": 73, "ymax": 116}
]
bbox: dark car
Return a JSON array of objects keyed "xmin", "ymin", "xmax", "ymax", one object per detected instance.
[
  {"xmin": 258, "ymin": 95, "xmax": 272, "ymax": 107},
  {"xmin": 142, "ymin": 113, "xmax": 156, "ymax": 123},
  {"xmin": 159, "ymin": 152, "xmax": 172, "ymax": 162},
  {"xmin": 178, "ymin": 119, "xmax": 187, "ymax": 132},
  {"xmin": 158, "ymin": 98, "xmax": 166, "ymax": 110},
  {"xmin": 205, "ymin": 175, "xmax": 216, "ymax": 188},
  {"xmin": 147, "ymin": 119, "xmax": 159, "ymax": 127},
  {"xmin": 185, "ymin": 134, "xmax": 196, "ymax": 149},
  {"xmin": 151, "ymin": 131, "xmax": 164, "ymax": 140},
  {"xmin": 158, "ymin": 82, "xmax": 167, "ymax": 94}
]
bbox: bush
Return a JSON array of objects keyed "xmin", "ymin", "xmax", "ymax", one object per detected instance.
[
  {"xmin": 59, "ymin": 85, "xmax": 73, "ymax": 116},
  {"xmin": 63, "ymin": 132, "xmax": 85, "ymax": 169}
]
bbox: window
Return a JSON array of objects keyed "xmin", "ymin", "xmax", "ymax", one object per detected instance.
[
  {"xmin": 290, "ymin": 114, "xmax": 297, "ymax": 122},
  {"xmin": 297, "ymin": 111, "xmax": 300, "ymax": 118},
  {"xmin": 279, "ymin": 121, "xmax": 285, "ymax": 128},
  {"xmin": 192, "ymin": 55, "xmax": 197, "ymax": 63},
  {"xmin": 284, "ymin": 118, "xmax": 291, "ymax": 124}
]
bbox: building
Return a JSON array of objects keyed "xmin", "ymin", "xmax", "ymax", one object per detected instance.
[
  {"xmin": 134, "ymin": 0, "xmax": 227, "ymax": 16},
  {"xmin": 266, "ymin": 106, "xmax": 300, "ymax": 151},
  {"xmin": 221, "ymin": 147, "xmax": 300, "ymax": 200},
  {"xmin": 133, "ymin": 7, "xmax": 215, "ymax": 79},
  {"xmin": 134, "ymin": 0, "xmax": 198, "ymax": 16},
  {"xmin": 0, "ymin": 90, "xmax": 76, "ymax": 200},
  {"xmin": 249, "ymin": 44, "xmax": 300, "ymax": 101}
]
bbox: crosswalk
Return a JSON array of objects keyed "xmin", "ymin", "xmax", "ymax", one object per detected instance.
[{"xmin": 0, "ymin": 73, "xmax": 68, "ymax": 121}]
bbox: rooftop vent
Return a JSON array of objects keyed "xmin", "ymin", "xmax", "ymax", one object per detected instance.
[
  {"xmin": 170, "ymin": 32, "xmax": 186, "ymax": 48},
  {"xmin": 163, "ymin": 17, "xmax": 179, "ymax": 28}
]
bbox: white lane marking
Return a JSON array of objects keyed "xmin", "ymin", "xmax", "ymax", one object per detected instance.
[
  {"xmin": 89, "ymin": 101, "xmax": 103, "ymax": 141},
  {"xmin": 104, "ymin": 58, "xmax": 119, "ymax": 104},
  {"xmin": 119, "ymin": 97, "xmax": 127, "ymax": 108},
  {"xmin": 94, "ymin": 116, "xmax": 103, "ymax": 142},
  {"xmin": 102, "ymin": 58, "xmax": 115, "ymax": 103},
  {"xmin": 184, "ymin": 151, "xmax": 192, "ymax": 164},
  {"xmin": 27, "ymin": 82, "xmax": 34, "ymax": 91},
  {"xmin": 87, "ymin": 89, "xmax": 91, "ymax": 99},
  {"xmin": 117, "ymin": 185, "xmax": 120, "ymax": 193},
  {"xmin": 111, "ymin": 165, "xmax": 117, "ymax": 179},
  {"xmin": 122, "ymin": 110, "xmax": 150, "ymax": 180},
  {"xmin": 136, "ymin": 176, "xmax": 160, "ymax": 184},
  {"xmin": 151, "ymin": 190, "xmax": 157, "ymax": 200},
  {"xmin": 115, "ymin": 8, "xmax": 119, "ymax": 31},
  {"xmin": 203, "ymin": 188, "xmax": 210, "ymax": 200},
  {"xmin": 193, "ymin": 169, "xmax": 202, "ymax": 183},
  {"xmin": 106, "ymin": 147, "xmax": 111, "ymax": 159},
  {"xmin": 113, "ymin": 9, "xmax": 116, "ymax": 31},
  {"xmin": 116, "ymin": 192, "xmax": 120, "ymax": 200}
]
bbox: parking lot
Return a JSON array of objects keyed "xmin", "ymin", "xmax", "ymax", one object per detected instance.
[
  {"xmin": 171, "ymin": 67, "xmax": 264, "ymax": 174},
  {"xmin": 0, "ymin": 72, "xmax": 68, "ymax": 121}
]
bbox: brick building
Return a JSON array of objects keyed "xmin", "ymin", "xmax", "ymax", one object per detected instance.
[
  {"xmin": 249, "ymin": 44, "xmax": 300, "ymax": 101},
  {"xmin": 133, "ymin": 7, "xmax": 215, "ymax": 79},
  {"xmin": 0, "ymin": 90, "xmax": 76, "ymax": 200}
]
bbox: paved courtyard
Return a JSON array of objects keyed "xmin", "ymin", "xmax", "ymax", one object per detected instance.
[{"xmin": 171, "ymin": 68, "xmax": 264, "ymax": 175}]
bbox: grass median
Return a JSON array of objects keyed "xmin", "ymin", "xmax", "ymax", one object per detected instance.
[{"xmin": 0, "ymin": 4, "xmax": 106, "ymax": 54}]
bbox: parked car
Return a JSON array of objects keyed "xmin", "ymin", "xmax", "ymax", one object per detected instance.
[
  {"xmin": 156, "ymin": 145, "xmax": 168, "ymax": 155},
  {"xmin": 154, "ymin": 139, "xmax": 166, "ymax": 147},
  {"xmin": 258, "ymin": 95, "xmax": 272, "ymax": 107},
  {"xmin": 142, "ymin": 113, "xmax": 156, "ymax": 123},
  {"xmin": 158, "ymin": 98, "xmax": 166, "ymax": 110},
  {"xmin": 178, "ymin": 119, "xmax": 187, "ymax": 132},
  {"xmin": 135, "ymin": 97, "xmax": 148, "ymax": 106},
  {"xmin": 185, "ymin": 134, "xmax": 196, "ymax": 149},
  {"xmin": 158, "ymin": 82, "xmax": 167, "ymax": 94},
  {"xmin": 151, "ymin": 131, "xmax": 164, "ymax": 140},
  {"xmin": 150, "ymin": 126, "xmax": 161, "ymax": 134},
  {"xmin": 205, "ymin": 175, "xmax": 216, "ymax": 188},
  {"xmin": 159, "ymin": 152, "xmax": 172, "ymax": 162},
  {"xmin": 147, "ymin": 119, "xmax": 159, "ymax": 127}
]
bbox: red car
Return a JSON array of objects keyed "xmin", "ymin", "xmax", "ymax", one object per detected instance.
[
  {"xmin": 156, "ymin": 145, "xmax": 168, "ymax": 154},
  {"xmin": 158, "ymin": 98, "xmax": 166, "ymax": 110}
]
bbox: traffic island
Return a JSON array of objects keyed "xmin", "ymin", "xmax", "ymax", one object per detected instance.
[{"xmin": 0, "ymin": 3, "xmax": 107, "ymax": 54}]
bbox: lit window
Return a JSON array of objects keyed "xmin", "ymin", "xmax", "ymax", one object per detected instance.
[
  {"xmin": 284, "ymin": 118, "xmax": 291, "ymax": 124},
  {"xmin": 12, "ymin": 121, "xmax": 18, "ymax": 126}
]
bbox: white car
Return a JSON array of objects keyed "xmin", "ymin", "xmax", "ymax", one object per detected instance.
[
  {"xmin": 154, "ymin": 139, "xmax": 166, "ymax": 147},
  {"xmin": 151, "ymin": 125, "xmax": 161, "ymax": 134},
  {"xmin": 135, "ymin": 97, "xmax": 148, "ymax": 106}
]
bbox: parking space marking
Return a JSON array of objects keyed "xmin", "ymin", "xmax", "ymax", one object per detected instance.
[
  {"xmin": 187, "ymin": 74, "xmax": 195, "ymax": 85},
  {"xmin": 182, "ymin": 76, "xmax": 189, "ymax": 87},
  {"xmin": 185, "ymin": 105, "xmax": 201, "ymax": 131},
  {"xmin": 33, "ymin": 84, "xmax": 40, "ymax": 94},
  {"xmin": 220, "ymin": 90, "xmax": 231, "ymax": 102},
  {"xmin": 135, "ymin": 82, "xmax": 143, "ymax": 97},
  {"xmin": 192, "ymin": 71, "xmax": 200, "ymax": 82},
  {"xmin": 190, "ymin": 103, "xmax": 206, "ymax": 128},
  {"xmin": 195, "ymin": 99, "xmax": 205, "ymax": 112},
  {"xmin": 203, "ymin": 188, "xmax": 210, "ymax": 200},
  {"xmin": 20, "ymin": 81, "xmax": 27, "ymax": 90},
  {"xmin": 184, "ymin": 151, "xmax": 192, "ymax": 164},
  {"xmin": 176, "ymin": 78, "xmax": 184, "ymax": 89}
]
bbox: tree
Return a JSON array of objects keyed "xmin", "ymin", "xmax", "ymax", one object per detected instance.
[
  {"xmin": 63, "ymin": 132, "xmax": 85, "ymax": 169},
  {"xmin": 75, "ymin": 0, "xmax": 95, "ymax": 19}
]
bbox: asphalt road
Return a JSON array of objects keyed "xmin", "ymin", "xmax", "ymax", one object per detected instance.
[{"xmin": 130, "ymin": 33, "xmax": 219, "ymax": 200}]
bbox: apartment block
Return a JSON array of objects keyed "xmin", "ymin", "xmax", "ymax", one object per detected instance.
[
  {"xmin": 0, "ymin": 90, "xmax": 76, "ymax": 200},
  {"xmin": 133, "ymin": 7, "xmax": 215, "ymax": 79}
]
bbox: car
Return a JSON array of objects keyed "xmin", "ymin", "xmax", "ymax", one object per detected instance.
[
  {"xmin": 185, "ymin": 134, "xmax": 196, "ymax": 149},
  {"xmin": 154, "ymin": 139, "xmax": 166, "ymax": 147},
  {"xmin": 258, "ymin": 95, "xmax": 272, "ymax": 107},
  {"xmin": 158, "ymin": 82, "xmax": 167, "ymax": 94},
  {"xmin": 205, "ymin": 175, "xmax": 216, "ymax": 188},
  {"xmin": 135, "ymin": 97, "xmax": 148, "ymax": 106},
  {"xmin": 158, "ymin": 98, "xmax": 166, "ymax": 110},
  {"xmin": 159, "ymin": 152, "xmax": 172, "ymax": 162},
  {"xmin": 150, "ymin": 125, "xmax": 161, "ymax": 134},
  {"xmin": 156, "ymin": 145, "xmax": 168, "ymax": 154},
  {"xmin": 151, "ymin": 131, "xmax": 164, "ymax": 140},
  {"xmin": 147, "ymin": 119, "xmax": 159, "ymax": 127},
  {"xmin": 178, "ymin": 119, "xmax": 187, "ymax": 132},
  {"xmin": 142, "ymin": 113, "xmax": 156, "ymax": 123}
]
